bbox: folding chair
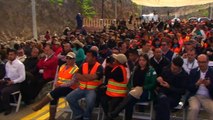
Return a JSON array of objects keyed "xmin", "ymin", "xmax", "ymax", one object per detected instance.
[
  {"xmin": 101, "ymin": 101, "xmax": 154, "ymax": 120},
  {"xmin": 132, "ymin": 101, "xmax": 154, "ymax": 120},
  {"xmin": 57, "ymin": 98, "xmax": 73, "ymax": 119},
  {"xmin": 79, "ymin": 98, "xmax": 102, "ymax": 120},
  {"xmin": 93, "ymin": 105, "xmax": 102, "ymax": 120},
  {"xmin": 172, "ymin": 101, "xmax": 187, "ymax": 120},
  {"xmin": 10, "ymin": 91, "xmax": 22, "ymax": 112},
  {"xmin": 101, "ymin": 109, "xmax": 125, "ymax": 120}
]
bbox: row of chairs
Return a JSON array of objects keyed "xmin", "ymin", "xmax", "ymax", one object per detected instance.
[
  {"xmin": 8, "ymin": 78, "xmax": 55, "ymax": 113},
  {"xmin": 9, "ymin": 90, "xmax": 206, "ymax": 120},
  {"xmin": 59, "ymin": 99, "xmax": 154, "ymax": 120},
  {"xmin": 60, "ymin": 99, "xmax": 208, "ymax": 120}
]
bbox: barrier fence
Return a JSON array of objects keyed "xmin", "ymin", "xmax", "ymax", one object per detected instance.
[{"xmin": 83, "ymin": 18, "xmax": 117, "ymax": 29}]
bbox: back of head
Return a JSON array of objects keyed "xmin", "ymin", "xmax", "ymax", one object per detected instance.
[{"xmin": 87, "ymin": 50, "xmax": 98, "ymax": 58}]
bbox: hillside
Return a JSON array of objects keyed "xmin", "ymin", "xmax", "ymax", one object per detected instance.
[
  {"xmin": 141, "ymin": 3, "xmax": 212, "ymax": 19},
  {"xmin": 0, "ymin": 0, "xmax": 138, "ymax": 41},
  {"xmin": 0, "ymin": 0, "xmax": 212, "ymax": 42}
]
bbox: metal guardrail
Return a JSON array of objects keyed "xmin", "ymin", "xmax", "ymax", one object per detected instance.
[{"xmin": 83, "ymin": 18, "xmax": 117, "ymax": 29}]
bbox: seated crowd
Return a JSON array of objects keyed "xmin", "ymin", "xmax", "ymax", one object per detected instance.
[{"xmin": 0, "ymin": 19, "xmax": 213, "ymax": 120}]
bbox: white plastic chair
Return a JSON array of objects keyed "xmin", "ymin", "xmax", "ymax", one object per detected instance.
[
  {"xmin": 10, "ymin": 91, "xmax": 22, "ymax": 112},
  {"xmin": 57, "ymin": 99, "xmax": 73, "ymax": 119}
]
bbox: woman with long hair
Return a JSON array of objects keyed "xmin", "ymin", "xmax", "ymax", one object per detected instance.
[{"xmin": 108, "ymin": 54, "xmax": 157, "ymax": 120}]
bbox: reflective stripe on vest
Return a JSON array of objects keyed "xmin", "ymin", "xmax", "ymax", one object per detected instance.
[
  {"xmin": 56, "ymin": 64, "xmax": 79, "ymax": 89},
  {"xmin": 79, "ymin": 62, "xmax": 101, "ymax": 90},
  {"xmin": 106, "ymin": 65, "xmax": 127, "ymax": 97}
]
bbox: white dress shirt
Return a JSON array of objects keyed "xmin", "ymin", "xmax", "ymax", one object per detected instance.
[
  {"xmin": 17, "ymin": 55, "xmax": 27, "ymax": 63},
  {"xmin": 182, "ymin": 58, "xmax": 198, "ymax": 74},
  {"xmin": 5, "ymin": 59, "xmax": 26, "ymax": 84}
]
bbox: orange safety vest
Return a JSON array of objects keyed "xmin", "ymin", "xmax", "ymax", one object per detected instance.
[
  {"xmin": 172, "ymin": 47, "xmax": 181, "ymax": 54},
  {"xmin": 179, "ymin": 36, "xmax": 190, "ymax": 47},
  {"xmin": 79, "ymin": 62, "xmax": 101, "ymax": 90},
  {"xmin": 106, "ymin": 65, "xmax": 128, "ymax": 97},
  {"xmin": 57, "ymin": 64, "xmax": 79, "ymax": 89}
]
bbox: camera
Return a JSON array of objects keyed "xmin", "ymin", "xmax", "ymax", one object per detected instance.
[{"xmin": 106, "ymin": 56, "xmax": 114, "ymax": 64}]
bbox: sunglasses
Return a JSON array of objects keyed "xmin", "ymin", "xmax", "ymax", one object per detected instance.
[
  {"xmin": 161, "ymin": 44, "xmax": 167, "ymax": 46},
  {"xmin": 66, "ymin": 57, "xmax": 74, "ymax": 60},
  {"xmin": 198, "ymin": 61, "xmax": 208, "ymax": 63}
]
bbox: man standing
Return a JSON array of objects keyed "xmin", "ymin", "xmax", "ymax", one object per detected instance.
[
  {"xmin": 66, "ymin": 50, "xmax": 103, "ymax": 120},
  {"xmin": 187, "ymin": 54, "xmax": 213, "ymax": 120},
  {"xmin": 155, "ymin": 56, "xmax": 188, "ymax": 120},
  {"xmin": 0, "ymin": 49, "xmax": 25, "ymax": 115},
  {"xmin": 76, "ymin": 13, "xmax": 83, "ymax": 29}
]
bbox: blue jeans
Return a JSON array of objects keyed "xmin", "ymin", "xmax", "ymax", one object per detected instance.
[{"xmin": 66, "ymin": 88, "xmax": 96, "ymax": 120}]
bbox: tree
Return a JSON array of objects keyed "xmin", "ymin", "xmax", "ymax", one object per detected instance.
[
  {"xmin": 49, "ymin": 0, "xmax": 63, "ymax": 5},
  {"xmin": 76, "ymin": 0, "xmax": 96, "ymax": 18},
  {"xmin": 49, "ymin": 0, "xmax": 96, "ymax": 18}
]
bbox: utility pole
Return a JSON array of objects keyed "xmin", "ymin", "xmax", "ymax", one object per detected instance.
[
  {"xmin": 31, "ymin": 0, "xmax": 38, "ymax": 40},
  {"xmin": 211, "ymin": 3, "xmax": 213, "ymax": 19},
  {"xmin": 115, "ymin": 0, "xmax": 117, "ymax": 19},
  {"xmin": 101, "ymin": 0, "xmax": 104, "ymax": 19},
  {"xmin": 209, "ymin": 3, "xmax": 213, "ymax": 19}
]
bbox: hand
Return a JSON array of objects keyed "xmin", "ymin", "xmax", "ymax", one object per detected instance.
[
  {"xmin": 54, "ymin": 84, "xmax": 60, "ymax": 88},
  {"xmin": 39, "ymin": 53, "xmax": 46, "ymax": 59},
  {"xmin": 161, "ymin": 81, "xmax": 170, "ymax": 88},
  {"xmin": 182, "ymin": 53, "xmax": 188, "ymax": 59},
  {"xmin": 157, "ymin": 77, "xmax": 170, "ymax": 88},
  {"xmin": 0, "ymin": 80, "xmax": 4, "ymax": 84},
  {"xmin": 195, "ymin": 79, "xmax": 204, "ymax": 86},
  {"xmin": 207, "ymin": 51, "xmax": 213, "ymax": 56},
  {"xmin": 39, "ymin": 69, "xmax": 44, "ymax": 74},
  {"xmin": 157, "ymin": 77, "xmax": 164, "ymax": 84},
  {"xmin": 7, "ymin": 80, "xmax": 14, "ymax": 85},
  {"xmin": 203, "ymin": 80, "xmax": 211, "ymax": 87}
]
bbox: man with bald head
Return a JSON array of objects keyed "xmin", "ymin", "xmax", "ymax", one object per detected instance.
[{"xmin": 187, "ymin": 54, "xmax": 213, "ymax": 120}]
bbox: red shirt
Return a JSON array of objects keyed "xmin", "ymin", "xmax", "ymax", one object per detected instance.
[
  {"xmin": 53, "ymin": 46, "xmax": 63, "ymax": 56},
  {"xmin": 37, "ymin": 55, "xmax": 58, "ymax": 80}
]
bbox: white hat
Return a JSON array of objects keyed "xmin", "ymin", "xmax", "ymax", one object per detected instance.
[
  {"xmin": 72, "ymin": 40, "xmax": 84, "ymax": 47},
  {"xmin": 66, "ymin": 52, "xmax": 76, "ymax": 59},
  {"xmin": 112, "ymin": 54, "xmax": 127, "ymax": 64}
]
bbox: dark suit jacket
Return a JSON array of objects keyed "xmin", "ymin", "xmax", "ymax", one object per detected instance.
[
  {"xmin": 188, "ymin": 67, "xmax": 213, "ymax": 99},
  {"xmin": 0, "ymin": 63, "xmax": 5, "ymax": 79},
  {"xmin": 158, "ymin": 66, "xmax": 188, "ymax": 100}
]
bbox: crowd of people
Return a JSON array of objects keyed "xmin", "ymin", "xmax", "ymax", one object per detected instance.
[{"xmin": 0, "ymin": 18, "xmax": 213, "ymax": 120}]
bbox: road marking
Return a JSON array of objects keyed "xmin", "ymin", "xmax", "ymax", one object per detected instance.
[{"xmin": 21, "ymin": 98, "xmax": 66, "ymax": 120}]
